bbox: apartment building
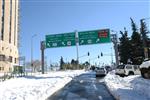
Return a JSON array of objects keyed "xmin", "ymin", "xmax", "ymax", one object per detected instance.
[{"xmin": 0, "ymin": 0, "xmax": 19, "ymax": 72}]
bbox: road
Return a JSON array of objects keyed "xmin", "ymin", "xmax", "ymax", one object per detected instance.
[{"xmin": 47, "ymin": 72, "xmax": 115, "ymax": 100}]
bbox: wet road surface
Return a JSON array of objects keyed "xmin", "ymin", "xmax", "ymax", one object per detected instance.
[{"xmin": 47, "ymin": 73, "xmax": 115, "ymax": 100}]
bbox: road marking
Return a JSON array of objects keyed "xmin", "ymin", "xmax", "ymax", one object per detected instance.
[
  {"xmin": 98, "ymin": 96, "xmax": 103, "ymax": 100},
  {"xmin": 93, "ymin": 84, "xmax": 97, "ymax": 90}
]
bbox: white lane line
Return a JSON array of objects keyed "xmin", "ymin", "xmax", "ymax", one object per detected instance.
[
  {"xmin": 98, "ymin": 96, "xmax": 103, "ymax": 100},
  {"xmin": 93, "ymin": 84, "xmax": 97, "ymax": 90}
]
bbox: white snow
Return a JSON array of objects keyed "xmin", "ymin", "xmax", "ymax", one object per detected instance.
[
  {"xmin": 0, "ymin": 70, "xmax": 86, "ymax": 100},
  {"xmin": 140, "ymin": 60, "xmax": 150, "ymax": 68},
  {"xmin": 105, "ymin": 70, "xmax": 150, "ymax": 100}
]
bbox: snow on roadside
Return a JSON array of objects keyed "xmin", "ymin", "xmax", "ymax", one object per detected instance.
[
  {"xmin": 0, "ymin": 70, "xmax": 86, "ymax": 100},
  {"xmin": 104, "ymin": 71, "xmax": 150, "ymax": 100}
]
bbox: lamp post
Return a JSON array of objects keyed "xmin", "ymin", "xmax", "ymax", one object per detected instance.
[
  {"xmin": 31, "ymin": 34, "xmax": 37, "ymax": 73},
  {"xmin": 140, "ymin": 17, "xmax": 150, "ymax": 59},
  {"xmin": 111, "ymin": 30, "xmax": 119, "ymax": 66}
]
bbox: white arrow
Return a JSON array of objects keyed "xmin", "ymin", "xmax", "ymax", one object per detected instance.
[
  {"xmin": 80, "ymin": 40, "xmax": 84, "ymax": 44},
  {"xmin": 96, "ymin": 38, "xmax": 100, "ymax": 43}
]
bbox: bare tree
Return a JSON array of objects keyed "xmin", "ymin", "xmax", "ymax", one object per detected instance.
[{"xmin": 32, "ymin": 60, "xmax": 41, "ymax": 72}]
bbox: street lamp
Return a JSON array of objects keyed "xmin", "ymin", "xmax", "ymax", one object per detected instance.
[
  {"xmin": 111, "ymin": 30, "xmax": 119, "ymax": 66},
  {"xmin": 31, "ymin": 34, "xmax": 37, "ymax": 73}
]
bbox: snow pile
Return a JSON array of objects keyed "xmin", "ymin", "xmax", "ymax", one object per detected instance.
[
  {"xmin": 0, "ymin": 70, "xmax": 86, "ymax": 100},
  {"xmin": 140, "ymin": 60, "xmax": 150, "ymax": 68},
  {"xmin": 105, "ymin": 71, "xmax": 150, "ymax": 100}
]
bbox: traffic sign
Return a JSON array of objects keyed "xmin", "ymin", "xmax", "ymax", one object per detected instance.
[
  {"xmin": 78, "ymin": 29, "xmax": 110, "ymax": 45},
  {"xmin": 45, "ymin": 29, "xmax": 110, "ymax": 48},
  {"xmin": 46, "ymin": 32, "xmax": 76, "ymax": 48}
]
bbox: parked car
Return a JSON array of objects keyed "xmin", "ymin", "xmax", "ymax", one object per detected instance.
[
  {"xmin": 105, "ymin": 66, "xmax": 112, "ymax": 72},
  {"xmin": 115, "ymin": 64, "xmax": 141, "ymax": 76},
  {"xmin": 115, "ymin": 65, "xmax": 125, "ymax": 76},
  {"xmin": 95, "ymin": 67, "xmax": 107, "ymax": 77},
  {"xmin": 140, "ymin": 60, "xmax": 150, "ymax": 79}
]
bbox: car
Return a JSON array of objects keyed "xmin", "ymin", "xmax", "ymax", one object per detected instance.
[
  {"xmin": 125, "ymin": 65, "xmax": 141, "ymax": 75},
  {"xmin": 95, "ymin": 67, "xmax": 107, "ymax": 77},
  {"xmin": 105, "ymin": 66, "xmax": 112, "ymax": 72},
  {"xmin": 115, "ymin": 64, "xmax": 141, "ymax": 76},
  {"xmin": 140, "ymin": 60, "xmax": 150, "ymax": 79},
  {"xmin": 115, "ymin": 65, "xmax": 125, "ymax": 76}
]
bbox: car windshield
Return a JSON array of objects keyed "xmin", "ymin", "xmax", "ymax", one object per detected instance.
[
  {"xmin": 117, "ymin": 65, "xmax": 125, "ymax": 69},
  {"xmin": 98, "ymin": 68, "xmax": 105, "ymax": 71}
]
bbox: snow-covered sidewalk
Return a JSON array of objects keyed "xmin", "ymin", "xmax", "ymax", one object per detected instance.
[
  {"xmin": 0, "ymin": 70, "xmax": 86, "ymax": 100},
  {"xmin": 104, "ymin": 71, "xmax": 150, "ymax": 100}
]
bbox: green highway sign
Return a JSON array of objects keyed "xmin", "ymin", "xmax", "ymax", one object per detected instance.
[
  {"xmin": 45, "ymin": 29, "xmax": 111, "ymax": 48},
  {"xmin": 46, "ymin": 32, "xmax": 76, "ymax": 48},
  {"xmin": 78, "ymin": 29, "xmax": 110, "ymax": 45}
]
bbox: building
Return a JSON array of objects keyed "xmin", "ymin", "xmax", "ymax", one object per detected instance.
[{"xmin": 0, "ymin": 0, "xmax": 20, "ymax": 72}]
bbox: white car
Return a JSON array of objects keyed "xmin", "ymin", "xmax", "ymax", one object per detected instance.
[
  {"xmin": 140, "ymin": 60, "xmax": 150, "ymax": 79},
  {"xmin": 95, "ymin": 67, "xmax": 107, "ymax": 77},
  {"xmin": 116, "ymin": 64, "xmax": 141, "ymax": 76},
  {"xmin": 115, "ymin": 65, "xmax": 125, "ymax": 76}
]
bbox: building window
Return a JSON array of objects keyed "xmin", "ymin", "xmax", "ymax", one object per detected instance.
[
  {"xmin": 1, "ymin": 0, "xmax": 5, "ymax": 40},
  {"xmin": 9, "ymin": 0, "xmax": 12, "ymax": 43},
  {"xmin": 0, "ymin": 67, "xmax": 4, "ymax": 71},
  {"xmin": 9, "ymin": 56, "xmax": 13, "ymax": 62},
  {"xmin": 2, "ymin": 47, "xmax": 4, "ymax": 51},
  {"xmin": 15, "ymin": 58, "xmax": 17, "ymax": 63},
  {"xmin": 0, "ymin": 54, "xmax": 5, "ymax": 61}
]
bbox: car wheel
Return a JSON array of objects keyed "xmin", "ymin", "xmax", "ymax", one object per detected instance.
[
  {"xmin": 129, "ymin": 72, "xmax": 134, "ymax": 75},
  {"xmin": 140, "ymin": 68, "xmax": 150, "ymax": 79},
  {"xmin": 144, "ymin": 68, "xmax": 150, "ymax": 79}
]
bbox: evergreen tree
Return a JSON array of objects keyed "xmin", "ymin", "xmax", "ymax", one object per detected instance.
[
  {"xmin": 118, "ymin": 28, "xmax": 131, "ymax": 64},
  {"xmin": 60, "ymin": 56, "xmax": 65, "ymax": 70},
  {"xmin": 140, "ymin": 19, "xmax": 149, "ymax": 42},
  {"xmin": 140, "ymin": 19, "xmax": 150, "ymax": 58},
  {"xmin": 130, "ymin": 18, "xmax": 144, "ymax": 64}
]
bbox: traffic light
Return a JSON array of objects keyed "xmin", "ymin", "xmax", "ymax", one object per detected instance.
[
  {"xmin": 88, "ymin": 52, "xmax": 90, "ymax": 56},
  {"xmin": 101, "ymin": 52, "xmax": 103, "ymax": 56}
]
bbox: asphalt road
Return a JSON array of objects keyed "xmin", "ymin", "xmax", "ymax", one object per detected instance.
[{"xmin": 47, "ymin": 73, "xmax": 115, "ymax": 100}]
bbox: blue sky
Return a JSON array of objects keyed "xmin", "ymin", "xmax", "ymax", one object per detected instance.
[{"xmin": 20, "ymin": 0, "xmax": 150, "ymax": 66}]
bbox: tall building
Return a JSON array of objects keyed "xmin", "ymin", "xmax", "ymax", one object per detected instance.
[{"xmin": 0, "ymin": 0, "xmax": 20, "ymax": 72}]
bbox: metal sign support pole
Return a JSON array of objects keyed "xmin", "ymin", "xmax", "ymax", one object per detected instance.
[
  {"xmin": 75, "ymin": 30, "xmax": 79, "ymax": 69},
  {"xmin": 41, "ymin": 41, "xmax": 45, "ymax": 74}
]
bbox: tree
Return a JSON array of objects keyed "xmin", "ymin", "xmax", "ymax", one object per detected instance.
[
  {"xmin": 32, "ymin": 60, "xmax": 41, "ymax": 72},
  {"xmin": 130, "ymin": 18, "xmax": 144, "ymax": 64},
  {"xmin": 60, "ymin": 56, "xmax": 65, "ymax": 70},
  {"xmin": 140, "ymin": 19, "xmax": 150, "ymax": 58},
  {"xmin": 71, "ymin": 59, "xmax": 78, "ymax": 69},
  {"xmin": 71, "ymin": 59, "xmax": 76, "ymax": 65},
  {"xmin": 118, "ymin": 28, "xmax": 131, "ymax": 64}
]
